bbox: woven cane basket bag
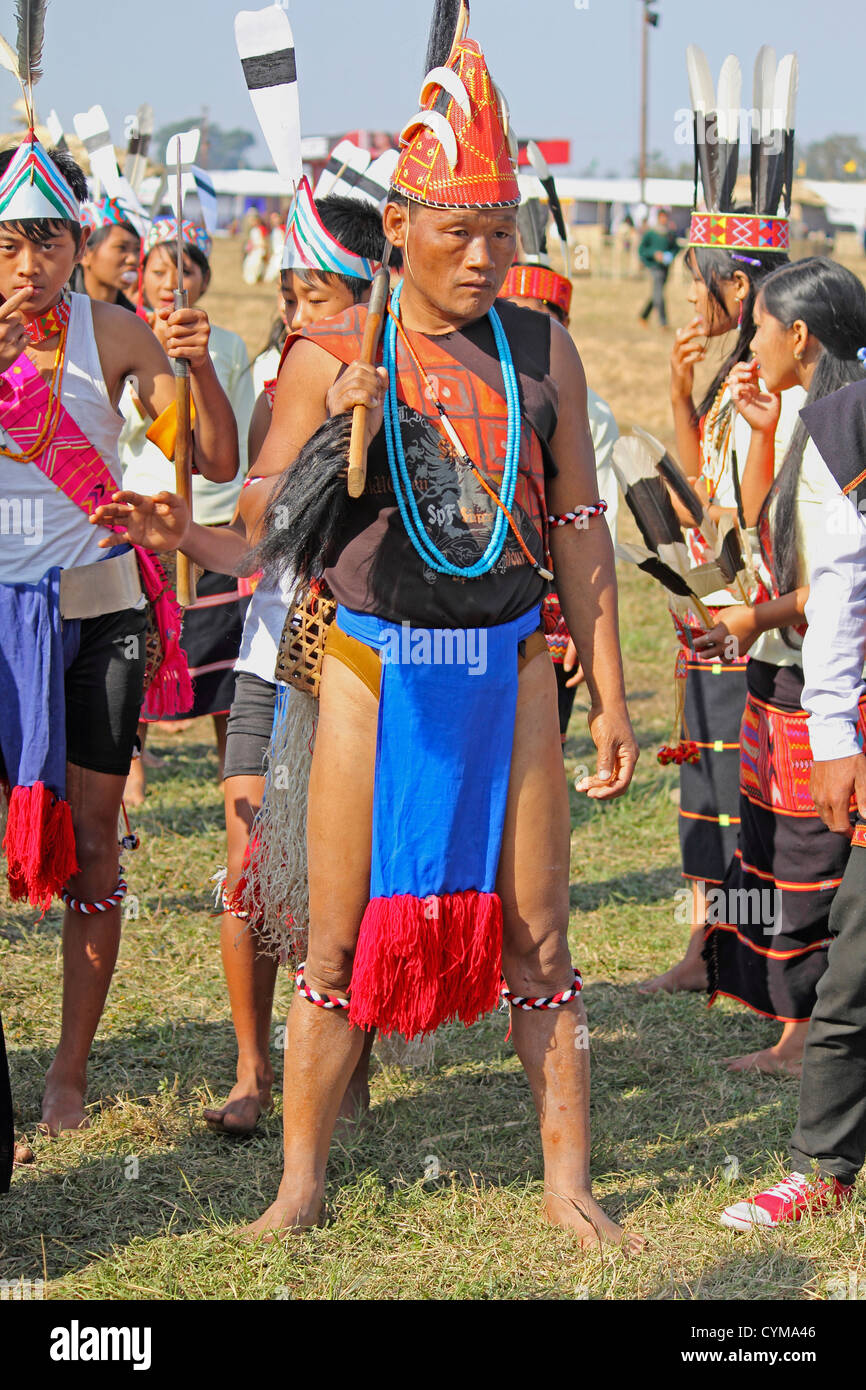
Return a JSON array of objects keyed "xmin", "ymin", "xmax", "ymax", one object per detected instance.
[
  {"xmin": 140, "ymin": 551, "xmax": 203, "ymax": 694},
  {"xmin": 274, "ymin": 585, "xmax": 337, "ymax": 698}
]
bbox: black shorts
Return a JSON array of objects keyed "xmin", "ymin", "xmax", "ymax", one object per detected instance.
[
  {"xmin": 64, "ymin": 605, "xmax": 148, "ymax": 776},
  {"xmin": 223, "ymin": 671, "xmax": 277, "ymax": 780}
]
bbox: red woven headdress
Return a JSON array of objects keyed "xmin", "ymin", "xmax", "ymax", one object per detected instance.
[
  {"xmin": 392, "ymin": 36, "xmax": 519, "ymax": 209},
  {"xmin": 500, "ymin": 264, "xmax": 572, "ymax": 318}
]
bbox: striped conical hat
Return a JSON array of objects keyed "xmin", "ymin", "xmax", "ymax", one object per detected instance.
[
  {"xmin": 79, "ymin": 194, "xmax": 142, "ymax": 233},
  {"xmin": 0, "ymin": 134, "xmax": 80, "ymax": 223},
  {"xmin": 144, "ymin": 217, "xmax": 212, "ymax": 261},
  {"xmin": 281, "ymin": 176, "xmax": 380, "ymax": 280},
  {"xmin": 392, "ymin": 38, "xmax": 518, "ymax": 209}
]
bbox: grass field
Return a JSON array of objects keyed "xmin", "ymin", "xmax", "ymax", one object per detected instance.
[{"xmin": 2, "ymin": 242, "xmax": 866, "ymax": 1301}]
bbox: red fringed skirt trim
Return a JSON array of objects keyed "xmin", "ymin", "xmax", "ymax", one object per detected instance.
[
  {"xmin": 3, "ymin": 781, "xmax": 78, "ymax": 911},
  {"xmin": 348, "ymin": 889, "xmax": 503, "ymax": 1038}
]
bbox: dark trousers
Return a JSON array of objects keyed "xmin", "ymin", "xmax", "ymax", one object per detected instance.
[
  {"xmin": 790, "ymin": 840, "xmax": 866, "ymax": 1186},
  {"xmin": 555, "ymin": 661, "xmax": 577, "ymax": 741},
  {"xmin": 0, "ymin": 1012, "xmax": 12, "ymax": 1194},
  {"xmin": 640, "ymin": 264, "xmax": 669, "ymax": 326}
]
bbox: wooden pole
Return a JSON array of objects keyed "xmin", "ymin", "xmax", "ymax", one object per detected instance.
[
  {"xmin": 639, "ymin": 1, "xmax": 649, "ymax": 204},
  {"xmin": 347, "ymin": 261, "xmax": 391, "ymax": 499},
  {"xmin": 172, "ymin": 154, "xmax": 195, "ymax": 607}
]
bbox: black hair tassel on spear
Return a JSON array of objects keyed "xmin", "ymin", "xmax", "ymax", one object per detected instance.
[
  {"xmin": 254, "ymin": 415, "xmax": 354, "ymax": 587},
  {"xmin": 425, "ymin": 0, "xmax": 469, "ymax": 73}
]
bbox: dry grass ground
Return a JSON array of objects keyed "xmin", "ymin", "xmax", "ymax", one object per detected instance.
[{"xmin": 2, "ymin": 240, "xmax": 866, "ymax": 1301}]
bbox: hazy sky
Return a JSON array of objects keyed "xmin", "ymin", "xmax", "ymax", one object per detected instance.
[{"xmin": 5, "ymin": 0, "xmax": 864, "ymax": 174}]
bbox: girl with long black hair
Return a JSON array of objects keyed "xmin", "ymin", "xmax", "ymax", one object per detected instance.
[
  {"xmin": 640, "ymin": 240, "xmax": 806, "ymax": 994},
  {"xmin": 695, "ymin": 257, "xmax": 866, "ymax": 1072}
]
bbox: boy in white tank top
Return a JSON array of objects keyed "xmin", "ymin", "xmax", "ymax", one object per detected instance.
[{"xmin": 0, "ymin": 137, "xmax": 238, "ymax": 1138}]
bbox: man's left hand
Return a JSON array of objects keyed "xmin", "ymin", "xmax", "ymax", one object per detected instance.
[{"xmin": 576, "ymin": 706, "xmax": 640, "ymax": 800}]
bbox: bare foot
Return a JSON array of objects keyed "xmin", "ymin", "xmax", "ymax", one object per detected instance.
[
  {"xmin": 637, "ymin": 959, "xmax": 708, "ymax": 994},
  {"xmin": 724, "ymin": 1047, "xmax": 802, "ymax": 1077},
  {"xmin": 40, "ymin": 1076, "xmax": 89, "ymax": 1136},
  {"xmin": 204, "ymin": 1080, "xmax": 273, "ymax": 1136},
  {"xmin": 237, "ymin": 1184, "xmax": 324, "ymax": 1242},
  {"xmin": 124, "ymin": 757, "xmax": 147, "ymax": 808},
  {"xmin": 544, "ymin": 1189, "xmax": 646, "ymax": 1255}
]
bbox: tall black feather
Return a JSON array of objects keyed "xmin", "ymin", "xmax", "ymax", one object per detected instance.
[
  {"xmin": 715, "ymin": 524, "xmax": 745, "ymax": 586},
  {"xmin": 517, "ymin": 199, "xmax": 548, "ymax": 260},
  {"xmin": 655, "ymin": 451, "xmax": 704, "ymax": 527},
  {"xmin": 718, "ymin": 140, "xmax": 739, "ymax": 213},
  {"xmin": 15, "ymin": 0, "xmax": 45, "ymax": 120},
  {"xmin": 783, "ymin": 130, "xmax": 794, "ymax": 216},
  {"xmin": 254, "ymin": 416, "xmax": 353, "ymax": 587},
  {"xmin": 749, "ymin": 124, "xmax": 760, "ymax": 214},
  {"xmin": 424, "ymin": 0, "xmax": 466, "ymax": 73},
  {"xmin": 697, "ymin": 112, "xmax": 721, "ymax": 211}
]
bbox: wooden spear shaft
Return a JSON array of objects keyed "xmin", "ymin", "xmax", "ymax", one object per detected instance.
[
  {"xmin": 347, "ymin": 254, "xmax": 391, "ymax": 499},
  {"xmin": 172, "ymin": 154, "xmax": 195, "ymax": 607}
]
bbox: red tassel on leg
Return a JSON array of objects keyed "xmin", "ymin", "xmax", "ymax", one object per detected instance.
[
  {"xmin": 3, "ymin": 782, "xmax": 79, "ymax": 911},
  {"xmin": 348, "ymin": 890, "xmax": 503, "ymax": 1038}
]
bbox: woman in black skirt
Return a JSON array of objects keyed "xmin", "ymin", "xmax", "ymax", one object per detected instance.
[
  {"xmin": 640, "ymin": 238, "xmax": 802, "ymax": 993},
  {"xmin": 696, "ymin": 259, "xmax": 866, "ymax": 1071}
]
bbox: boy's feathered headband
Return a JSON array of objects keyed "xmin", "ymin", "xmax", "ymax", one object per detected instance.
[{"xmin": 0, "ymin": 2, "xmax": 80, "ymax": 223}]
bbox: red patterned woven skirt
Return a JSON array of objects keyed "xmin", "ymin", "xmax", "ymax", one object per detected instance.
[{"xmin": 704, "ymin": 659, "xmax": 865, "ymax": 1022}]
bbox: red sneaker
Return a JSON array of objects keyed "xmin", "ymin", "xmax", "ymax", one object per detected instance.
[{"xmin": 720, "ymin": 1170, "xmax": 853, "ymax": 1230}]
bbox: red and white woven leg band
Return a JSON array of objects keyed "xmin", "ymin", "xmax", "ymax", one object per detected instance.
[
  {"xmin": 547, "ymin": 502, "xmax": 607, "ymax": 528},
  {"xmin": 222, "ymin": 890, "xmax": 249, "ymax": 921},
  {"xmin": 295, "ymin": 964, "xmax": 350, "ymax": 1011},
  {"xmin": 501, "ymin": 967, "xmax": 583, "ymax": 1010},
  {"xmin": 62, "ymin": 877, "xmax": 128, "ymax": 915}
]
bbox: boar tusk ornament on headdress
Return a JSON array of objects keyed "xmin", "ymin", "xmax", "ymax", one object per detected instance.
[{"xmin": 391, "ymin": 1, "xmax": 520, "ymax": 210}]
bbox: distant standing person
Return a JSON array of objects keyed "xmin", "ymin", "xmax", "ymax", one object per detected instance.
[{"xmin": 638, "ymin": 209, "xmax": 677, "ymax": 327}]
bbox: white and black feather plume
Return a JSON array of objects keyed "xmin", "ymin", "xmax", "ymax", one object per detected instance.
[
  {"xmin": 124, "ymin": 103, "xmax": 153, "ymax": 192},
  {"xmin": 516, "ymin": 199, "xmax": 549, "ymax": 262},
  {"xmin": 0, "ymin": 0, "xmax": 46, "ymax": 128},
  {"xmin": 234, "ymin": 3, "xmax": 302, "ymax": 190},
  {"xmin": 16, "ymin": 0, "xmax": 45, "ymax": 122},
  {"xmin": 715, "ymin": 55, "xmax": 741, "ymax": 213},
  {"xmin": 526, "ymin": 140, "xmax": 568, "ymax": 245},
  {"xmin": 751, "ymin": 47, "xmax": 797, "ymax": 216},
  {"xmin": 687, "ymin": 44, "xmax": 719, "ymax": 210}
]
